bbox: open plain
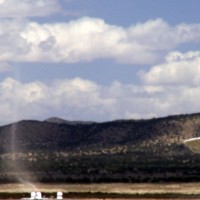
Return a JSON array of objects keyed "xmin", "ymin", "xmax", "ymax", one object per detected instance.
[{"xmin": 1, "ymin": 183, "xmax": 200, "ymax": 199}]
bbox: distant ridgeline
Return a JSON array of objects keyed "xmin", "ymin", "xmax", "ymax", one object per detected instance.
[{"xmin": 0, "ymin": 113, "xmax": 200, "ymax": 183}]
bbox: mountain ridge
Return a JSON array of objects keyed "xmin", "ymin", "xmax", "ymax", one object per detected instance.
[{"xmin": 44, "ymin": 117, "xmax": 95, "ymax": 125}]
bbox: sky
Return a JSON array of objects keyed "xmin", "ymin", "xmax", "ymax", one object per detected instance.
[{"xmin": 0, "ymin": 0, "xmax": 200, "ymax": 124}]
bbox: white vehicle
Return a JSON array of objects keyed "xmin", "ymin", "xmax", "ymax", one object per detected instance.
[{"xmin": 22, "ymin": 191, "xmax": 63, "ymax": 200}]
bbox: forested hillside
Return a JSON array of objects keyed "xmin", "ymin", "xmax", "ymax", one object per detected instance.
[{"xmin": 0, "ymin": 113, "xmax": 200, "ymax": 183}]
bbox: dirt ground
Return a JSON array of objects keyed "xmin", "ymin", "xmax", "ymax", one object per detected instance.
[
  {"xmin": 0, "ymin": 182, "xmax": 200, "ymax": 194},
  {"xmin": 1, "ymin": 183, "xmax": 200, "ymax": 199}
]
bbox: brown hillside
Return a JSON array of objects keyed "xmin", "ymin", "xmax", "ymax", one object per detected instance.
[{"xmin": 0, "ymin": 113, "xmax": 200, "ymax": 183}]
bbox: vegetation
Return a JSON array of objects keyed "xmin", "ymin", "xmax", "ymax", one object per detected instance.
[
  {"xmin": 1, "ymin": 191, "xmax": 200, "ymax": 199},
  {"xmin": 1, "ymin": 113, "xmax": 200, "ymax": 182}
]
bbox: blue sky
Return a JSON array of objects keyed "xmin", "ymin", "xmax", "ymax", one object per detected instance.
[{"xmin": 0, "ymin": 0, "xmax": 200, "ymax": 124}]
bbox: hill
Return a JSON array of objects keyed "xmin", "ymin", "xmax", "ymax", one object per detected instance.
[{"xmin": 0, "ymin": 113, "xmax": 200, "ymax": 183}]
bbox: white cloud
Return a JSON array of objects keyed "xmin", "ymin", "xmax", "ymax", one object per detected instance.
[
  {"xmin": 1, "ymin": 77, "xmax": 200, "ymax": 124},
  {"xmin": 0, "ymin": 0, "xmax": 60, "ymax": 18},
  {"xmin": 140, "ymin": 51, "xmax": 200, "ymax": 85},
  {"xmin": 0, "ymin": 18, "xmax": 200, "ymax": 64},
  {"xmin": 0, "ymin": 77, "xmax": 114, "ymax": 123}
]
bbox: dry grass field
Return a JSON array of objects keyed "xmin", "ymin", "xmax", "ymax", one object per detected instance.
[
  {"xmin": 0, "ymin": 182, "xmax": 199, "ymax": 194},
  {"xmin": 1, "ymin": 183, "xmax": 200, "ymax": 199}
]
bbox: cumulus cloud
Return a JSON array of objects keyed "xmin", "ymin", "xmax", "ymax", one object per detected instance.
[
  {"xmin": 140, "ymin": 51, "xmax": 200, "ymax": 85},
  {"xmin": 0, "ymin": 77, "xmax": 112, "ymax": 123},
  {"xmin": 0, "ymin": 18, "xmax": 200, "ymax": 64},
  {"xmin": 0, "ymin": 0, "xmax": 60, "ymax": 18},
  {"xmin": 0, "ymin": 20, "xmax": 30, "ymax": 62},
  {"xmin": 0, "ymin": 16, "xmax": 199, "ymax": 123},
  {"xmin": 1, "ymin": 77, "xmax": 200, "ymax": 124}
]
